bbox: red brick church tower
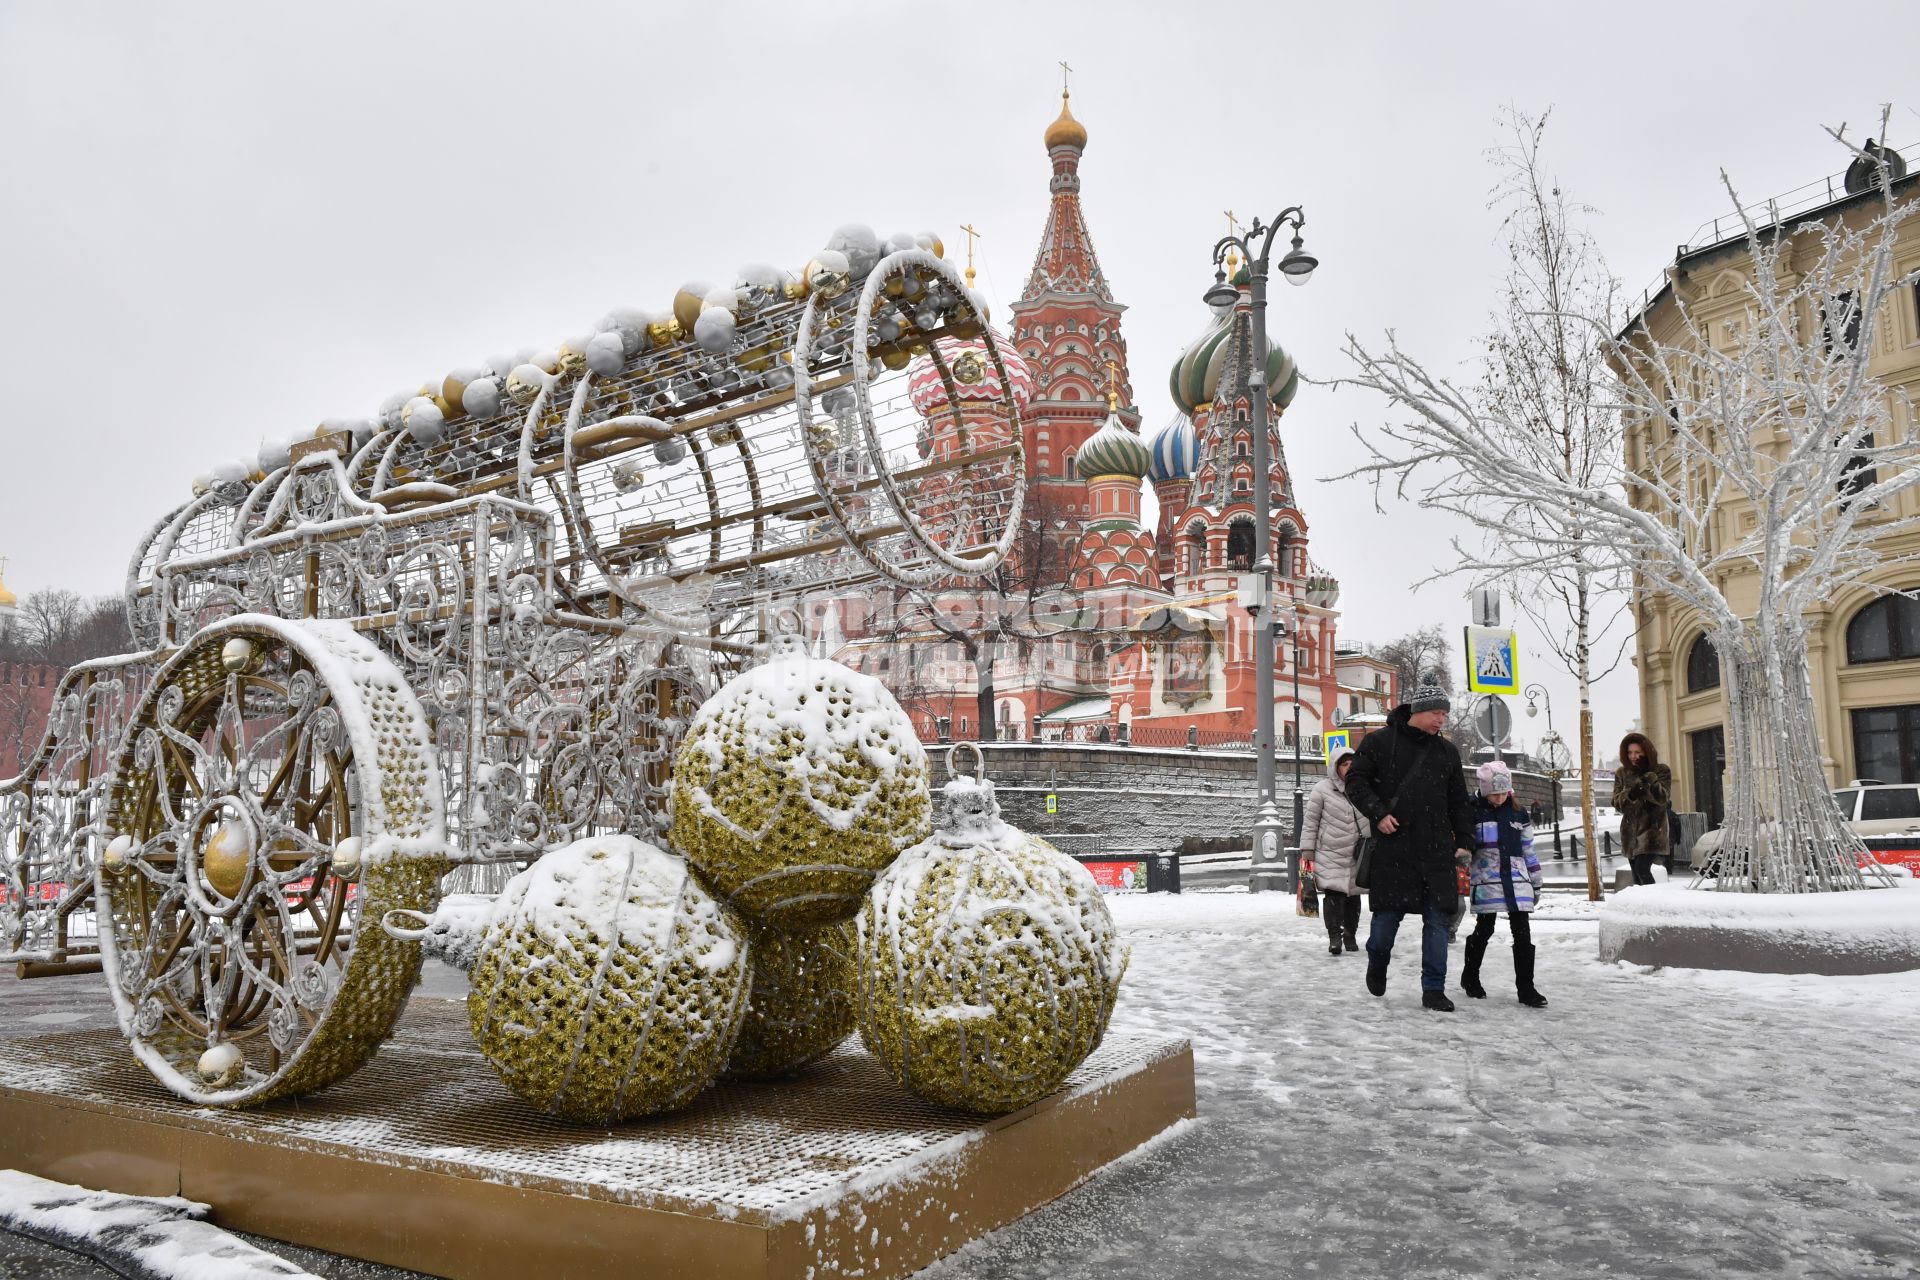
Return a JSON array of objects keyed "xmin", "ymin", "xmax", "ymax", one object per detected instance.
[{"xmin": 1008, "ymin": 91, "xmax": 1141, "ymax": 547}]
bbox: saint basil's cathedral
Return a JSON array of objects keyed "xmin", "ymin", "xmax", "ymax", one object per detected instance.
[{"xmin": 824, "ymin": 92, "xmax": 1399, "ymax": 750}]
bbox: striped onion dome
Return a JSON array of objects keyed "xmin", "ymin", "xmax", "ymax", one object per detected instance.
[
  {"xmin": 1075, "ymin": 408, "xmax": 1151, "ymax": 481},
  {"xmin": 1168, "ymin": 313, "xmax": 1302, "ymax": 416},
  {"xmin": 907, "ymin": 332, "xmax": 1035, "ymax": 419},
  {"xmin": 1147, "ymin": 411, "xmax": 1199, "ymax": 483}
]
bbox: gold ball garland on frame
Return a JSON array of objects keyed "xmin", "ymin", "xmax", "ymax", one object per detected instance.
[
  {"xmin": 669, "ymin": 655, "xmax": 931, "ymax": 931},
  {"xmin": 855, "ymin": 750, "xmax": 1129, "ymax": 1115},
  {"xmin": 466, "ymin": 834, "xmax": 749, "ymax": 1124}
]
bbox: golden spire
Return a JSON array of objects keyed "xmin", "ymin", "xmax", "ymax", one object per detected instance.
[
  {"xmin": 1224, "ymin": 210, "xmax": 1242, "ymax": 276},
  {"xmin": 0, "ymin": 556, "xmax": 16, "ymax": 610},
  {"xmin": 1043, "ymin": 62, "xmax": 1088, "ymax": 151},
  {"xmin": 960, "ymin": 222, "xmax": 982, "ymax": 291},
  {"xmin": 1105, "ymin": 359, "xmax": 1120, "ymax": 412}
]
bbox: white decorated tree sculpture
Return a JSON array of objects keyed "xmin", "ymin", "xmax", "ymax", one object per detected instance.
[{"xmin": 1340, "ymin": 124, "xmax": 1919, "ymax": 894}]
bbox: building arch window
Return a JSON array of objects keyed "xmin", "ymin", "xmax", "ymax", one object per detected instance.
[
  {"xmin": 1275, "ymin": 524, "xmax": 1296, "ymax": 579},
  {"xmin": 1184, "ymin": 522, "xmax": 1206, "ymax": 575},
  {"xmin": 1227, "ymin": 519, "xmax": 1255, "ymax": 570},
  {"xmin": 1685, "ymin": 634, "xmax": 1721, "ymax": 693},
  {"xmin": 1847, "ymin": 594, "xmax": 1920, "ymax": 665}
]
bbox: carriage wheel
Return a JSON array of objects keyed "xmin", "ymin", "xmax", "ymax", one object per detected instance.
[{"xmin": 99, "ymin": 614, "xmax": 446, "ymax": 1106}]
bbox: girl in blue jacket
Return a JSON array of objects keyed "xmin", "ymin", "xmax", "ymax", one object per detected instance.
[{"xmin": 1460, "ymin": 761, "xmax": 1548, "ymax": 1008}]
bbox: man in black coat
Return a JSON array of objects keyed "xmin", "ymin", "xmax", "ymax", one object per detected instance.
[{"xmin": 1343, "ymin": 684, "xmax": 1475, "ymax": 1012}]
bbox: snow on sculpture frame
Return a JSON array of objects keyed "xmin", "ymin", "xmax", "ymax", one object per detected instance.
[{"xmin": 0, "ymin": 220, "xmax": 1029, "ymax": 1108}]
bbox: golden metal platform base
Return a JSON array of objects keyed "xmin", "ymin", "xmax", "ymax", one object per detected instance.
[{"xmin": 0, "ymin": 999, "xmax": 1195, "ymax": 1280}]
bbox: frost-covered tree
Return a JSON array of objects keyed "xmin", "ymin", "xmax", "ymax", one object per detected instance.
[
  {"xmin": 1339, "ymin": 122, "xmax": 1919, "ymax": 893},
  {"xmin": 1477, "ymin": 108, "xmax": 1630, "ymax": 899}
]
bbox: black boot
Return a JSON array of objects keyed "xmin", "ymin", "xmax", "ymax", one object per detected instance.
[
  {"xmin": 1343, "ymin": 927, "xmax": 1359, "ymax": 953},
  {"xmin": 1422, "ymin": 990, "xmax": 1456, "ymax": 1012},
  {"xmin": 1327, "ymin": 920, "xmax": 1343, "ymax": 956},
  {"xmin": 1515, "ymin": 942, "xmax": 1548, "ymax": 1008},
  {"xmin": 1365, "ymin": 951, "xmax": 1387, "ymax": 997},
  {"xmin": 1461, "ymin": 933, "xmax": 1489, "ymax": 999}
]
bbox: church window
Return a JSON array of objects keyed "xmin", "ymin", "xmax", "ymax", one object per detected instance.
[{"xmin": 1227, "ymin": 520, "xmax": 1254, "ymax": 570}]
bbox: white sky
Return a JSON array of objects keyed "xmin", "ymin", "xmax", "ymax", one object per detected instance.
[{"xmin": 3, "ymin": 0, "xmax": 1916, "ymax": 759}]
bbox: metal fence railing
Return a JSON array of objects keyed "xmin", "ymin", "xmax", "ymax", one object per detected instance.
[{"xmin": 917, "ymin": 720, "xmax": 1332, "ymax": 755}]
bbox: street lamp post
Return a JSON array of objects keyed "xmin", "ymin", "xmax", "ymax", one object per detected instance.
[
  {"xmin": 1523, "ymin": 682, "xmax": 1563, "ymax": 857},
  {"xmin": 1207, "ymin": 209, "xmax": 1317, "ymax": 866},
  {"xmin": 1273, "ymin": 611, "xmax": 1307, "ymax": 840}
]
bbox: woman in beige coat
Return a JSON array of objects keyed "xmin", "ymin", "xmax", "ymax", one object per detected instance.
[{"xmin": 1301, "ymin": 751, "xmax": 1372, "ymax": 956}]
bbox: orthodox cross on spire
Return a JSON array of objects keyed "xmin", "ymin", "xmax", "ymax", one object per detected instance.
[
  {"xmin": 960, "ymin": 223, "xmax": 983, "ymax": 290},
  {"xmin": 1059, "ymin": 60, "xmax": 1072, "ymax": 94},
  {"xmin": 1223, "ymin": 210, "xmax": 1242, "ymax": 274}
]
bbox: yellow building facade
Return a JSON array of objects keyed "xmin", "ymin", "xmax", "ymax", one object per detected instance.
[{"xmin": 1623, "ymin": 163, "xmax": 1920, "ymax": 825}]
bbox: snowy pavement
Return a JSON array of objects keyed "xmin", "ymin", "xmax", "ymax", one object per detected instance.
[
  {"xmin": 922, "ymin": 889, "xmax": 1920, "ymax": 1280},
  {"xmin": 5, "ymin": 890, "xmax": 1919, "ymax": 1278}
]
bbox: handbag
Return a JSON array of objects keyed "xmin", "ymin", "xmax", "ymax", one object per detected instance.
[{"xmin": 1352, "ymin": 790, "xmax": 1393, "ymax": 891}]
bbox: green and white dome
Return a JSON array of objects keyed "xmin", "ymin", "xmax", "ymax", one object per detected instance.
[
  {"xmin": 1074, "ymin": 409, "xmax": 1151, "ymax": 481},
  {"xmin": 1168, "ymin": 311, "xmax": 1301, "ymax": 417}
]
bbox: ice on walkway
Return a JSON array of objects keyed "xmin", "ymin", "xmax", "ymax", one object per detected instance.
[{"xmin": 924, "ymin": 891, "xmax": 1920, "ymax": 1279}]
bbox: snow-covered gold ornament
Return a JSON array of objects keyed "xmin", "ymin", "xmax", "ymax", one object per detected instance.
[
  {"xmin": 465, "ymin": 834, "xmax": 749, "ymax": 1123},
  {"xmin": 855, "ymin": 747, "xmax": 1128, "ymax": 1114},
  {"xmin": 669, "ymin": 654, "xmax": 930, "ymax": 931},
  {"xmin": 722, "ymin": 920, "xmax": 856, "ymax": 1080}
]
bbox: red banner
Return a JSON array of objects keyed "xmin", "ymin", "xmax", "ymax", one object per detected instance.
[{"xmin": 1081, "ymin": 859, "xmax": 1148, "ymax": 894}]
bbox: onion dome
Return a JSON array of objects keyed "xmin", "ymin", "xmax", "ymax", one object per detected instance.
[
  {"xmin": 906, "ymin": 333, "xmax": 1035, "ymax": 419},
  {"xmin": 0, "ymin": 566, "xmax": 16, "ymax": 610},
  {"xmin": 1168, "ymin": 311, "xmax": 1302, "ymax": 416},
  {"xmin": 1075, "ymin": 409, "xmax": 1151, "ymax": 482},
  {"xmin": 1147, "ymin": 412, "xmax": 1200, "ymax": 484},
  {"xmin": 1044, "ymin": 91, "xmax": 1088, "ymax": 151}
]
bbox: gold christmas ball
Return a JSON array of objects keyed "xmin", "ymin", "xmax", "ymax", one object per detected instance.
[
  {"xmin": 669, "ymin": 655, "xmax": 930, "ymax": 931},
  {"xmin": 467, "ymin": 835, "xmax": 749, "ymax": 1123},
  {"xmin": 102, "ymin": 834, "xmax": 134, "ymax": 873},
  {"xmin": 441, "ymin": 373, "xmax": 469, "ymax": 415},
  {"xmin": 673, "ymin": 283, "xmax": 712, "ymax": 334},
  {"xmin": 331, "ymin": 836, "xmax": 363, "ymax": 882},
  {"xmin": 803, "ymin": 252, "xmax": 851, "ymax": 301},
  {"xmin": 200, "ymin": 820, "xmax": 254, "ymax": 900},
  {"xmin": 881, "ymin": 347, "xmax": 912, "ymax": 371},
  {"xmin": 219, "ymin": 638, "xmax": 256, "ymax": 674},
  {"xmin": 722, "ymin": 921, "xmax": 856, "ymax": 1080},
  {"xmin": 197, "ymin": 1042, "xmax": 245, "ymax": 1087},
  {"xmin": 855, "ymin": 771, "xmax": 1128, "ymax": 1114}
]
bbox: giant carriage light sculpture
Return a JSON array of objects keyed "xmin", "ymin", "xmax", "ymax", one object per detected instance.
[{"xmin": 0, "ymin": 227, "xmax": 1032, "ymax": 1107}]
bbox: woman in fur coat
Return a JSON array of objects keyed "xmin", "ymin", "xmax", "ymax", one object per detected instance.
[{"xmin": 1614, "ymin": 732, "xmax": 1672, "ymax": 886}]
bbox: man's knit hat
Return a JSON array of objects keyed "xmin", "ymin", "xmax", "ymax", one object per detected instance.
[
  {"xmin": 1407, "ymin": 683, "xmax": 1451, "ymax": 714},
  {"xmin": 1477, "ymin": 760, "xmax": 1514, "ymax": 795}
]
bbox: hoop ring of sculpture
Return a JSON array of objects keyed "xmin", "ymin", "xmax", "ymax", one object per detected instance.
[
  {"xmin": 98, "ymin": 614, "xmax": 447, "ymax": 1106},
  {"xmin": 793, "ymin": 249, "xmax": 1029, "ymax": 589}
]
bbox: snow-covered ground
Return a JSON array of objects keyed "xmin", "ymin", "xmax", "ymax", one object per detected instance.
[
  {"xmin": 924, "ymin": 889, "xmax": 1920, "ymax": 1279},
  {"xmin": 4, "ymin": 889, "xmax": 1918, "ymax": 1279}
]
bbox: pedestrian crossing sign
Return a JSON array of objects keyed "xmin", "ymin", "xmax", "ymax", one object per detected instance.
[
  {"xmin": 1465, "ymin": 626, "xmax": 1520, "ymax": 695},
  {"xmin": 1324, "ymin": 730, "xmax": 1351, "ymax": 763}
]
